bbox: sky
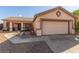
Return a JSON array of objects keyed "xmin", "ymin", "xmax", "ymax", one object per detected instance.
[{"xmin": 0, "ymin": 6, "xmax": 79, "ymax": 21}]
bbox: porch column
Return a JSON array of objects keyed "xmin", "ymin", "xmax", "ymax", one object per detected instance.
[
  {"xmin": 9, "ymin": 22, "xmax": 13, "ymax": 31},
  {"xmin": 21, "ymin": 22, "xmax": 24, "ymax": 31},
  {"xmin": 3, "ymin": 21, "xmax": 7, "ymax": 30}
]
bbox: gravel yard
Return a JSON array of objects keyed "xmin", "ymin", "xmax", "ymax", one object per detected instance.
[
  {"xmin": 0, "ymin": 40, "xmax": 53, "ymax": 53},
  {"xmin": 0, "ymin": 32, "xmax": 53, "ymax": 53}
]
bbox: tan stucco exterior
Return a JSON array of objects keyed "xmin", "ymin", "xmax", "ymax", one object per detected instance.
[
  {"xmin": 33, "ymin": 7, "xmax": 76, "ymax": 36},
  {"xmin": 3, "ymin": 6, "xmax": 76, "ymax": 36}
]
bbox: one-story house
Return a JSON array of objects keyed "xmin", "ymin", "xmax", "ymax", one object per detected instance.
[{"xmin": 2, "ymin": 6, "xmax": 77, "ymax": 36}]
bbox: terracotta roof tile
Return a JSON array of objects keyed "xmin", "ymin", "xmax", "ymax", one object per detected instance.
[{"xmin": 3, "ymin": 16, "xmax": 33, "ymax": 22}]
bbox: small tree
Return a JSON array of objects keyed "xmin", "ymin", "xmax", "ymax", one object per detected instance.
[
  {"xmin": 73, "ymin": 9, "xmax": 79, "ymax": 32},
  {"xmin": 73, "ymin": 9, "xmax": 79, "ymax": 15}
]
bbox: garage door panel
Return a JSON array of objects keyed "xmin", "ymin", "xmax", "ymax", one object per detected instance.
[{"xmin": 42, "ymin": 21, "xmax": 68, "ymax": 35}]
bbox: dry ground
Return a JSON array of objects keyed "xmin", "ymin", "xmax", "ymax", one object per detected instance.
[
  {"xmin": 0, "ymin": 32, "xmax": 52, "ymax": 53},
  {"xmin": 0, "ymin": 32, "xmax": 79, "ymax": 53}
]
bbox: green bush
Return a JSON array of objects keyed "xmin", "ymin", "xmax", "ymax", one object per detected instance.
[
  {"xmin": 20, "ymin": 29, "xmax": 30, "ymax": 32},
  {"xmin": 20, "ymin": 30, "xmax": 27, "ymax": 32}
]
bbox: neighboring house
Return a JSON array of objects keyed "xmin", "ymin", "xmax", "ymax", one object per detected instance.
[
  {"xmin": 2, "ymin": 6, "xmax": 77, "ymax": 36},
  {"xmin": 2, "ymin": 17, "xmax": 33, "ymax": 31}
]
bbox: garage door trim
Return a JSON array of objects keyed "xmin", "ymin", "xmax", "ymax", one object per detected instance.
[{"xmin": 40, "ymin": 19, "xmax": 71, "ymax": 35}]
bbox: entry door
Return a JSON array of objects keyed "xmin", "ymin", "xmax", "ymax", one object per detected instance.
[
  {"xmin": 42, "ymin": 21, "xmax": 68, "ymax": 35},
  {"xmin": 13, "ymin": 23, "xmax": 21, "ymax": 31}
]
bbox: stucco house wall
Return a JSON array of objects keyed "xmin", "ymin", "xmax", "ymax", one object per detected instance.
[{"xmin": 33, "ymin": 7, "xmax": 76, "ymax": 36}]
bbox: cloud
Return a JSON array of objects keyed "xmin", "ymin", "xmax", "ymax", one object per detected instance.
[{"xmin": 18, "ymin": 14, "xmax": 22, "ymax": 17}]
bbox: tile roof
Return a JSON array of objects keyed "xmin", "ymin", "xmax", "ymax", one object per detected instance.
[{"xmin": 3, "ymin": 16, "xmax": 33, "ymax": 22}]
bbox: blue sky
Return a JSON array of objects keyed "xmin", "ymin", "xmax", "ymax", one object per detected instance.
[{"xmin": 0, "ymin": 6, "xmax": 79, "ymax": 20}]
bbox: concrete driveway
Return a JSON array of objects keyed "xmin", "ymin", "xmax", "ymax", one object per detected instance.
[{"xmin": 7, "ymin": 33, "xmax": 79, "ymax": 53}]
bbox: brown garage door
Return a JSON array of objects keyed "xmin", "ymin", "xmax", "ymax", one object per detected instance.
[{"xmin": 42, "ymin": 21, "xmax": 68, "ymax": 35}]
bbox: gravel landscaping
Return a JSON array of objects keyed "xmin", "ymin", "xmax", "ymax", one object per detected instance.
[
  {"xmin": 0, "ymin": 40, "xmax": 53, "ymax": 53},
  {"xmin": 26, "ymin": 41, "xmax": 53, "ymax": 53},
  {"xmin": 0, "ymin": 32, "xmax": 53, "ymax": 53},
  {"xmin": 12, "ymin": 41, "xmax": 53, "ymax": 53}
]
